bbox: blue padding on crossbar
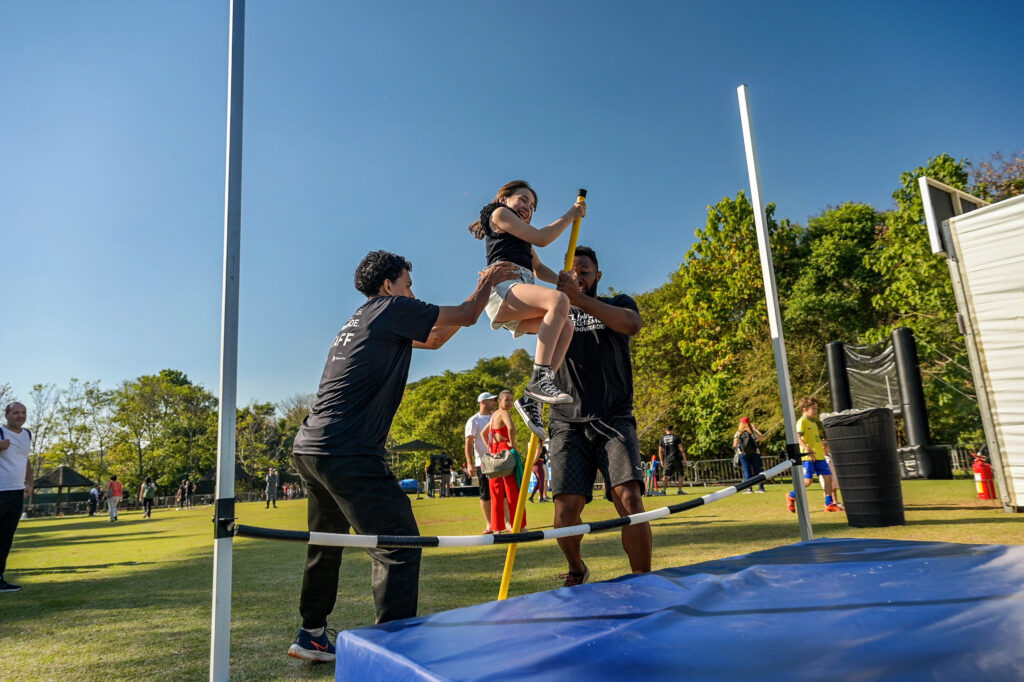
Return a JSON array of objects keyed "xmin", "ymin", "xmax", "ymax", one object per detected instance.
[{"xmin": 336, "ymin": 538, "xmax": 1024, "ymax": 681}]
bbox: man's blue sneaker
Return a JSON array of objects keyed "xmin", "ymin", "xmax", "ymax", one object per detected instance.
[{"xmin": 288, "ymin": 627, "xmax": 336, "ymax": 663}]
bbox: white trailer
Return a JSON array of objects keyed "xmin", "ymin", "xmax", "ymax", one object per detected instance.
[{"xmin": 935, "ymin": 189, "xmax": 1024, "ymax": 512}]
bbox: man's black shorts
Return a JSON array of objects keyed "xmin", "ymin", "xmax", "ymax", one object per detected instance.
[
  {"xmin": 548, "ymin": 416, "xmax": 644, "ymax": 503},
  {"xmin": 663, "ymin": 456, "xmax": 686, "ymax": 478},
  {"xmin": 477, "ymin": 471, "xmax": 490, "ymax": 500}
]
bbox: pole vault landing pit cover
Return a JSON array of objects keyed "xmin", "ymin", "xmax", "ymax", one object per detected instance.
[{"xmin": 336, "ymin": 538, "xmax": 1024, "ymax": 681}]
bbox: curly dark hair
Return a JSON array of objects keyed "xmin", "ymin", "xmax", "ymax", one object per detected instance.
[
  {"xmin": 353, "ymin": 250, "xmax": 412, "ymax": 297},
  {"xmin": 573, "ymin": 245, "xmax": 598, "ymax": 269}
]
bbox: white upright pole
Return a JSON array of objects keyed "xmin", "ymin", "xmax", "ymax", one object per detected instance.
[
  {"xmin": 736, "ymin": 84, "xmax": 813, "ymax": 541},
  {"xmin": 210, "ymin": 1, "xmax": 245, "ymax": 680}
]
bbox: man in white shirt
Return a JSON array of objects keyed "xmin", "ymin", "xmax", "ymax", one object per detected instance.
[
  {"xmin": 0, "ymin": 402, "xmax": 34, "ymax": 593},
  {"xmin": 464, "ymin": 392, "xmax": 497, "ymax": 533}
]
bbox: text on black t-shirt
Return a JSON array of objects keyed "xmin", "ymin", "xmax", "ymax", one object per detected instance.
[
  {"xmin": 293, "ymin": 296, "xmax": 439, "ymax": 458},
  {"xmin": 550, "ymin": 294, "xmax": 638, "ymax": 422}
]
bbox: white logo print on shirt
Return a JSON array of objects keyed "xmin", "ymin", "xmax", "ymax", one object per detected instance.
[{"xmin": 569, "ymin": 307, "xmax": 606, "ymax": 333}]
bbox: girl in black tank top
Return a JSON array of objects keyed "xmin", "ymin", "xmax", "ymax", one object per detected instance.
[{"xmin": 467, "ymin": 180, "xmax": 587, "ymax": 409}]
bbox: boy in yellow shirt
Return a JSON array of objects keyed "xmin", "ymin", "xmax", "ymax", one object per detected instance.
[{"xmin": 787, "ymin": 397, "xmax": 842, "ymax": 513}]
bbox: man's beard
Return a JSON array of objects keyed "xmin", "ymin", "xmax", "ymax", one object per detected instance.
[{"xmin": 582, "ymin": 282, "xmax": 598, "ymax": 298}]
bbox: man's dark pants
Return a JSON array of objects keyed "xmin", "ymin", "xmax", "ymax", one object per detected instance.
[
  {"xmin": 0, "ymin": 489, "xmax": 25, "ymax": 577},
  {"xmin": 293, "ymin": 454, "xmax": 420, "ymax": 629}
]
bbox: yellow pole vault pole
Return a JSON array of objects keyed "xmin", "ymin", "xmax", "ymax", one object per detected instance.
[
  {"xmin": 496, "ymin": 433, "xmax": 540, "ymax": 600},
  {"xmin": 563, "ymin": 188, "xmax": 587, "ymax": 270},
  {"xmin": 497, "ymin": 188, "xmax": 587, "ymax": 601}
]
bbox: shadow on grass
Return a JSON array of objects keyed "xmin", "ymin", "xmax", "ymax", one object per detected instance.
[
  {"xmin": 905, "ymin": 504, "xmax": 1002, "ymax": 512},
  {"xmin": 14, "ymin": 560, "xmax": 155, "ymax": 575},
  {"xmin": 15, "ymin": 516, "xmax": 163, "ymax": 536},
  {"xmin": 13, "ymin": 529, "xmax": 167, "ymax": 550},
  {"xmin": 901, "ymin": 516, "xmax": 1022, "ymax": 527}
]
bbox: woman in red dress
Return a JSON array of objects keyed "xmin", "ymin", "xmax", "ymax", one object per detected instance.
[{"xmin": 482, "ymin": 391, "xmax": 526, "ymax": 532}]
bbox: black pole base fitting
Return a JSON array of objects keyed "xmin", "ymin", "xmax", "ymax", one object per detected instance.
[
  {"xmin": 785, "ymin": 442, "xmax": 803, "ymax": 467},
  {"xmin": 213, "ymin": 497, "xmax": 236, "ymax": 539}
]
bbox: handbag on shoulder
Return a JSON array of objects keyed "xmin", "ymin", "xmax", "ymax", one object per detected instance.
[{"xmin": 481, "ymin": 448, "xmax": 517, "ymax": 478}]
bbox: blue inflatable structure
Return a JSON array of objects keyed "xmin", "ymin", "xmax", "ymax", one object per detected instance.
[{"xmin": 336, "ymin": 538, "xmax": 1024, "ymax": 681}]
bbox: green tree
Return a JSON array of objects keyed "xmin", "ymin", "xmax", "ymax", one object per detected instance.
[
  {"xmin": 236, "ymin": 402, "xmax": 286, "ymax": 479},
  {"xmin": 83, "ymin": 381, "xmax": 116, "ymax": 477},
  {"xmin": 276, "ymin": 393, "xmax": 314, "ymax": 459},
  {"xmin": 110, "ymin": 370, "xmax": 217, "ymax": 488},
  {"xmin": 785, "ymin": 203, "xmax": 884, "ymax": 342},
  {"xmin": 48, "ymin": 378, "xmax": 92, "ymax": 471},
  {"xmin": 866, "ymin": 154, "xmax": 981, "ymax": 443},
  {"xmin": 389, "ymin": 350, "xmax": 533, "ymax": 479},
  {"xmin": 27, "ymin": 383, "xmax": 59, "ymax": 477},
  {"xmin": 632, "ymin": 192, "xmax": 801, "ymax": 457}
]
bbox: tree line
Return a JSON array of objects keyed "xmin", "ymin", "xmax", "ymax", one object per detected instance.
[
  {"xmin": 1, "ymin": 371, "xmax": 313, "ymax": 494},
  {"xmin": 5, "ymin": 151, "xmax": 1021, "ymax": 489}
]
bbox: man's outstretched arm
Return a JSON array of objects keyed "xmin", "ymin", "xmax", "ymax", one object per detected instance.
[{"xmin": 414, "ymin": 262, "xmax": 519, "ymax": 349}]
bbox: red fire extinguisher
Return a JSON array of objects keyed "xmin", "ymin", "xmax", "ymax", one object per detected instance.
[{"xmin": 971, "ymin": 452, "xmax": 996, "ymax": 500}]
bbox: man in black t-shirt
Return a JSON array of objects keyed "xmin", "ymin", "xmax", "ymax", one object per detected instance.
[
  {"xmin": 286, "ymin": 250, "xmax": 516, "ymax": 663},
  {"xmin": 659, "ymin": 425, "xmax": 688, "ymax": 495},
  {"xmin": 545, "ymin": 246, "xmax": 651, "ymax": 587}
]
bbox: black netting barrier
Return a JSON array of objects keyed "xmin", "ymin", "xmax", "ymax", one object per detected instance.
[{"xmin": 844, "ymin": 341, "xmax": 902, "ymax": 413}]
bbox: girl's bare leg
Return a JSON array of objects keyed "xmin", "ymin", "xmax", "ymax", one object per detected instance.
[
  {"xmin": 493, "ymin": 284, "xmax": 569, "ymax": 366},
  {"xmin": 550, "ymin": 315, "xmax": 574, "ymax": 372}
]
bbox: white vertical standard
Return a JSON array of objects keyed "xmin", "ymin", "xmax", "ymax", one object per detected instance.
[
  {"xmin": 210, "ymin": 1, "xmax": 246, "ymax": 681},
  {"xmin": 736, "ymin": 84, "xmax": 813, "ymax": 541}
]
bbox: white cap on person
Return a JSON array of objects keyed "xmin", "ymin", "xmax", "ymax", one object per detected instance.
[{"xmin": 477, "ymin": 392, "xmax": 497, "ymax": 403}]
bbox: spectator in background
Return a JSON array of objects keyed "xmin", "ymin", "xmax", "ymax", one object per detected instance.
[
  {"xmin": 424, "ymin": 461, "xmax": 434, "ymax": 498},
  {"xmin": 103, "ymin": 475, "xmax": 123, "ymax": 522},
  {"xmin": 439, "ymin": 455, "xmax": 453, "ymax": 498},
  {"xmin": 648, "ymin": 454, "xmax": 662, "ymax": 495},
  {"xmin": 789, "ymin": 397, "xmax": 842, "ymax": 513},
  {"xmin": 733, "ymin": 417, "xmax": 766, "ymax": 493},
  {"xmin": 659, "ymin": 425, "xmax": 688, "ymax": 495},
  {"xmin": 266, "ymin": 468, "xmax": 279, "ymax": 509},
  {"xmin": 482, "ymin": 390, "xmax": 525, "ymax": 533},
  {"xmin": 1, "ymin": 402, "xmax": 34, "ymax": 593},
  {"xmin": 187, "ymin": 479, "xmax": 196, "ymax": 508},
  {"xmin": 176, "ymin": 480, "xmax": 187, "ymax": 509},
  {"xmin": 465, "ymin": 392, "xmax": 497, "ymax": 532},
  {"xmin": 138, "ymin": 476, "xmax": 157, "ymax": 518},
  {"xmin": 88, "ymin": 484, "xmax": 101, "ymax": 516}
]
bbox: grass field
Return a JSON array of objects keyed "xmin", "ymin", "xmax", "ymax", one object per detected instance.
[{"xmin": 2, "ymin": 479, "xmax": 1021, "ymax": 681}]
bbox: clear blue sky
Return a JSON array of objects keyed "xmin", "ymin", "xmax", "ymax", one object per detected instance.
[{"xmin": 3, "ymin": 0, "xmax": 1021, "ymax": 407}]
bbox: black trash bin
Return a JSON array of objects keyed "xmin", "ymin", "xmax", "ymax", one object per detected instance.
[{"xmin": 822, "ymin": 407, "xmax": 905, "ymax": 528}]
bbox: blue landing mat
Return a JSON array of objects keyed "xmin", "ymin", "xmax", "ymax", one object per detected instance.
[{"xmin": 336, "ymin": 538, "xmax": 1024, "ymax": 681}]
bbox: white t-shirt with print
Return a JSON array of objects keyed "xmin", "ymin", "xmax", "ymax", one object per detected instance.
[
  {"xmin": 0, "ymin": 427, "xmax": 32, "ymax": 491},
  {"xmin": 464, "ymin": 413, "xmax": 491, "ymax": 466}
]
